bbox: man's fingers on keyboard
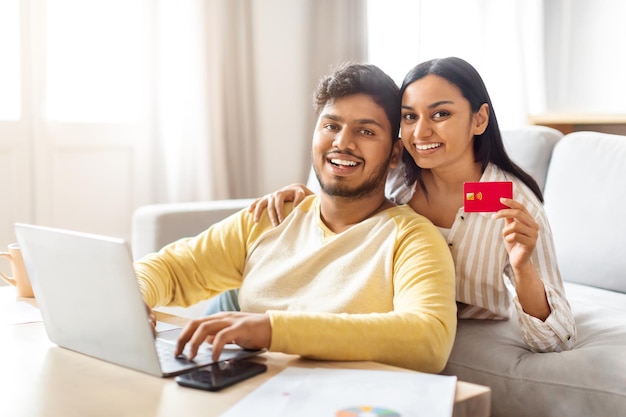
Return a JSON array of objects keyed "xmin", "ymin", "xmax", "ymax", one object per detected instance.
[{"xmin": 175, "ymin": 320, "xmax": 202, "ymax": 356}]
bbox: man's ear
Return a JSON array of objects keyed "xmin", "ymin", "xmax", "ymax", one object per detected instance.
[
  {"xmin": 472, "ymin": 103, "xmax": 489, "ymax": 135},
  {"xmin": 389, "ymin": 139, "xmax": 404, "ymax": 169}
]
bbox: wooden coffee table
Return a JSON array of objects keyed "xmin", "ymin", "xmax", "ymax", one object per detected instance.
[{"xmin": 0, "ymin": 286, "xmax": 490, "ymax": 417}]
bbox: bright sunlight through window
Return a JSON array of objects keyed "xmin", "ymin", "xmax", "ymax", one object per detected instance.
[
  {"xmin": 0, "ymin": 0, "xmax": 21, "ymax": 121},
  {"xmin": 367, "ymin": 0, "xmax": 422, "ymax": 85},
  {"xmin": 45, "ymin": 0, "xmax": 143, "ymax": 123}
]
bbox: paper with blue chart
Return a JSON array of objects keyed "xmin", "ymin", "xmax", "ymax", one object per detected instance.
[{"xmin": 220, "ymin": 366, "xmax": 457, "ymax": 417}]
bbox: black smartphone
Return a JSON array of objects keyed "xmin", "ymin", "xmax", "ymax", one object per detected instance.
[{"xmin": 175, "ymin": 359, "xmax": 267, "ymax": 391}]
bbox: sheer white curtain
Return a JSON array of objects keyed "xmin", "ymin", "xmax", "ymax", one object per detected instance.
[
  {"xmin": 154, "ymin": 0, "xmax": 260, "ymax": 202},
  {"xmin": 368, "ymin": 0, "xmax": 546, "ymax": 129},
  {"xmin": 153, "ymin": 0, "xmax": 367, "ymax": 202},
  {"xmin": 154, "ymin": 0, "xmax": 219, "ymax": 202},
  {"xmin": 298, "ymin": 0, "xmax": 368, "ymax": 182}
]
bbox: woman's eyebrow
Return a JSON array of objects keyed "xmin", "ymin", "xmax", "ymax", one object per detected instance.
[
  {"xmin": 428, "ymin": 100, "xmax": 454, "ymax": 108},
  {"xmin": 402, "ymin": 100, "xmax": 455, "ymax": 111}
]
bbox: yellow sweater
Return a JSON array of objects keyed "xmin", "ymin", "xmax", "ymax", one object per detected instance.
[{"xmin": 134, "ymin": 195, "xmax": 456, "ymax": 373}]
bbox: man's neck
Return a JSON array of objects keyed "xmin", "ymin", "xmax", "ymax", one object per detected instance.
[{"xmin": 318, "ymin": 193, "xmax": 393, "ymax": 234}]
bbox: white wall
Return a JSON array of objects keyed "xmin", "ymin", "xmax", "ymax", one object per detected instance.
[
  {"xmin": 545, "ymin": 0, "xmax": 626, "ymax": 115},
  {"xmin": 251, "ymin": 0, "xmax": 315, "ymax": 194}
]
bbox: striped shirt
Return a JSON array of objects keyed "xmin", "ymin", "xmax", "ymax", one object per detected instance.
[{"xmin": 386, "ymin": 163, "xmax": 576, "ymax": 352}]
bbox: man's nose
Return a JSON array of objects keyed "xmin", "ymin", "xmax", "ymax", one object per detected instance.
[{"xmin": 333, "ymin": 130, "xmax": 356, "ymax": 150}]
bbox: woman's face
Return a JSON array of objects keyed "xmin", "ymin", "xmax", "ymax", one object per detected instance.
[{"xmin": 400, "ymin": 74, "xmax": 488, "ymax": 172}]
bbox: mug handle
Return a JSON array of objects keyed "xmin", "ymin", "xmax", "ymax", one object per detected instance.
[{"xmin": 0, "ymin": 252, "xmax": 17, "ymax": 286}]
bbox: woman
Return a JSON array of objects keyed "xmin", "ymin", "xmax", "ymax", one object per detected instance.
[{"xmin": 222, "ymin": 57, "xmax": 577, "ymax": 352}]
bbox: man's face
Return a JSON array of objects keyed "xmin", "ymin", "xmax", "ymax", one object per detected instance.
[{"xmin": 312, "ymin": 93, "xmax": 399, "ymax": 199}]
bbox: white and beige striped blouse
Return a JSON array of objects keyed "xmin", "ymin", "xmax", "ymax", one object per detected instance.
[{"xmin": 386, "ymin": 163, "xmax": 576, "ymax": 352}]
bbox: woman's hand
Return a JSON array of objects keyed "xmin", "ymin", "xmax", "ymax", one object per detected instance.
[
  {"xmin": 493, "ymin": 198, "xmax": 539, "ymax": 270},
  {"xmin": 493, "ymin": 197, "xmax": 549, "ymax": 320},
  {"xmin": 248, "ymin": 183, "xmax": 313, "ymax": 225}
]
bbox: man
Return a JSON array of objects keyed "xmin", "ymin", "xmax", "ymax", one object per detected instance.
[{"xmin": 134, "ymin": 63, "xmax": 456, "ymax": 373}]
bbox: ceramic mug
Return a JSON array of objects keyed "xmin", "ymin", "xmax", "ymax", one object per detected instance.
[{"xmin": 0, "ymin": 243, "xmax": 34, "ymax": 298}]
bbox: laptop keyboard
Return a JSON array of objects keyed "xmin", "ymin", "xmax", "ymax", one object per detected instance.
[{"xmin": 155, "ymin": 338, "xmax": 215, "ymax": 374}]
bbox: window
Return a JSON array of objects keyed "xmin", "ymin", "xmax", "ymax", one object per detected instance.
[
  {"xmin": 45, "ymin": 0, "xmax": 145, "ymax": 123},
  {"xmin": 0, "ymin": 0, "xmax": 20, "ymax": 121},
  {"xmin": 366, "ymin": 0, "xmax": 420, "ymax": 85},
  {"xmin": 366, "ymin": 0, "xmax": 546, "ymax": 128}
]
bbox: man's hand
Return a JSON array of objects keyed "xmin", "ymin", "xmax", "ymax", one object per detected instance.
[
  {"xmin": 175, "ymin": 312, "xmax": 271, "ymax": 361},
  {"xmin": 145, "ymin": 303, "xmax": 157, "ymax": 334}
]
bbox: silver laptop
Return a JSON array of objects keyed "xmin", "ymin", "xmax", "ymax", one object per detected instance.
[{"xmin": 14, "ymin": 223, "xmax": 262, "ymax": 377}]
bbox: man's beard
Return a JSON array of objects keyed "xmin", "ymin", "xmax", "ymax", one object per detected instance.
[{"xmin": 314, "ymin": 160, "xmax": 390, "ymax": 199}]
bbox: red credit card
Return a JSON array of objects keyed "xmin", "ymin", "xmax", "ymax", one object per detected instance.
[{"xmin": 463, "ymin": 181, "xmax": 513, "ymax": 212}]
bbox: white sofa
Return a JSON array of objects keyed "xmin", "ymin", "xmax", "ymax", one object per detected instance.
[{"xmin": 132, "ymin": 126, "xmax": 626, "ymax": 417}]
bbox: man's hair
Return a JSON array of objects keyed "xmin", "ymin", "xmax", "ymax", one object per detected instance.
[{"xmin": 313, "ymin": 63, "xmax": 400, "ymax": 141}]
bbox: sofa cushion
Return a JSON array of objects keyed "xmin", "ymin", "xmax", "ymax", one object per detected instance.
[
  {"xmin": 442, "ymin": 282, "xmax": 626, "ymax": 417},
  {"xmin": 131, "ymin": 199, "xmax": 254, "ymax": 258},
  {"xmin": 543, "ymin": 131, "xmax": 626, "ymax": 292},
  {"xmin": 501, "ymin": 126, "xmax": 563, "ymax": 191}
]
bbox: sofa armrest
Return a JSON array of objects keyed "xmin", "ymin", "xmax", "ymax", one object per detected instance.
[
  {"xmin": 131, "ymin": 199, "xmax": 255, "ymax": 259},
  {"xmin": 544, "ymin": 131, "xmax": 626, "ymax": 292},
  {"xmin": 501, "ymin": 126, "xmax": 563, "ymax": 191}
]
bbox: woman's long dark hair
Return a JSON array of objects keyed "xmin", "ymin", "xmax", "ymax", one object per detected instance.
[{"xmin": 399, "ymin": 57, "xmax": 543, "ymax": 202}]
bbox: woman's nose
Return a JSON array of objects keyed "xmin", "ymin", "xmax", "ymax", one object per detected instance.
[{"xmin": 414, "ymin": 118, "xmax": 432, "ymax": 139}]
